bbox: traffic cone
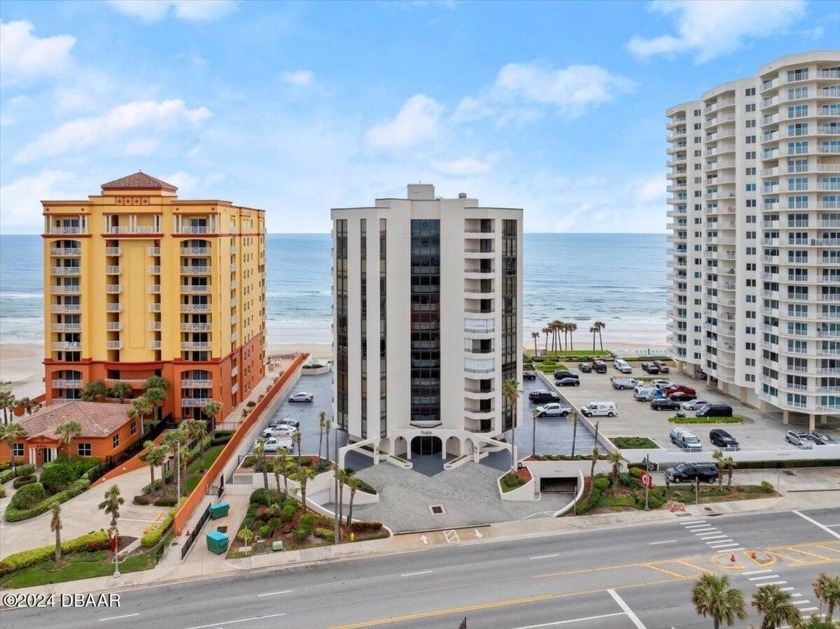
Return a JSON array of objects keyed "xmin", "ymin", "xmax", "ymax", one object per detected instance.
[
  {"xmin": 185, "ymin": 530, "xmax": 191, "ymax": 537},
  {"xmin": 680, "ymin": 503, "xmax": 686, "ymax": 512},
  {"xmin": 176, "ymin": 528, "xmax": 181, "ymax": 536},
  {"xmin": 669, "ymin": 503, "xmax": 675, "ymax": 513},
  {"xmin": 751, "ymin": 551, "xmax": 757, "ymax": 560},
  {"xmin": 729, "ymin": 553, "xmax": 736, "ymax": 563}
]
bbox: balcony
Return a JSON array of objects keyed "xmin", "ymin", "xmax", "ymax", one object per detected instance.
[
  {"xmin": 180, "ymin": 247, "xmax": 211, "ymax": 256},
  {"xmin": 177, "ymin": 226, "xmax": 214, "ymax": 234},
  {"xmin": 181, "ymin": 303, "xmax": 211, "ymax": 312},
  {"xmin": 105, "ymin": 322, "xmax": 122, "ymax": 331},
  {"xmin": 181, "ymin": 379, "xmax": 213, "ymax": 389},
  {"xmin": 230, "ymin": 281, "xmax": 238, "ymax": 290},
  {"xmin": 48, "ymin": 227, "xmax": 85, "ymax": 235},
  {"xmin": 230, "ymin": 366, "xmax": 239, "ymax": 378},
  {"xmin": 148, "ymin": 322, "xmax": 161, "ymax": 331},
  {"xmin": 147, "ymin": 247, "xmax": 161, "ymax": 256},
  {"xmin": 51, "ymin": 323, "xmax": 81, "ymax": 332},
  {"xmin": 181, "ymin": 323, "xmax": 212, "ymax": 331},
  {"xmin": 105, "ymin": 266, "xmax": 122, "ymax": 275},
  {"xmin": 50, "ymin": 267, "xmax": 80, "ymax": 276},
  {"xmin": 51, "ymin": 379, "xmax": 84, "ymax": 389},
  {"xmin": 148, "ymin": 341, "xmax": 162, "ymax": 350},
  {"xmin": 148, "ymin": 285, "xmax": 161, "ymax": 293},
  {"xmin": 51, "ymin": 285, "xmax": 81, "ymax": 294},
  {"xmin": 106, "ymin": 340, "xmax": 122, "ymax": 350},
  {"xmin": 180, "ymin": 285, "xmax": 211, "ymax": 294},
  {"xmin": 231, "ymin": 383, "xmax": 239, "ymax": 395},
  {"xmin": 105, "ymin": 226, "xmax": 160, "ymax": 235},
  {"xmin": 50, "ymin": 247, "xmax": 81, "ymax": 256},
  {"xmin": 50, "ymin": 304, "xmax": 81, "ymax": 314},
  {"xmin": 51, "ymin": 342, "xmax": 81, "ymax": 351},
  {"xmin": 181, "ymin": 342, "xmax": 211, "ymax": 350},
  {"xmin": 148, "ymin": 265, "xmax": 161, "ymax": 274},
  {"xmin": 105, "ymin": 285, "xmax": 122, "ymax": 294},
  {"xmin": 181, "ymin": 266, "xmax": 211, "ymax": 275},
  {"xmin": 105, "ymin": 303, "xmax": 122, "ymax": 313},
  {"xmin": 105, "ymin": 247, "xmax": 121, "ymax": 256},
  {"xmin": 181, "ymin": 397, "xmax": 213, "ymax": 408}
]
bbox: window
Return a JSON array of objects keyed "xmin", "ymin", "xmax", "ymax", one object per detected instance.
[
  {"xmin": 78, "ymin": 443, "xmax": 92, "ymax": 456},
  {"xmin": 746, "ymin": 183, "xmax": 756, "ymax": 191},
  {"xmin": 746, "ymin": 103, "xmax": 756, "ymax": 112},
  {"xmin": 746, "ymin": 151, "xmax": 756, "ymax": 160},
  {"xmin": 745, "ymin": 120, "xmax": 756, "ymax": 128},
  {"xmin": 746, "ymin": 135, "xmax": 756, "ymax": 144},
  {"xmin": 747, "ymin": 199, "xmax": 757, "ymax": 207},
  {"xmin": 746, "ymin": 231, "xmax": 756, "ymax": 239},
  {"xmin": 746, "ymin": 167, "xmax": 756, "ymax": 176},
  {"xmin": 788, "ymin": 195, "xmax": 808, "ymax": 209},
  {"xmin": 788, "ymin": 159, "xmax": 809, "ymax": 173},
  {"xmin": 788, "ymin": 177, "xmax": 808, "ymax": 191},
  {"xmin": 745, "ymin": 87, "xmax": 756, "ymax": 96},
  {"xmin": 130, "ymin": 421, "xmax": 137, "ymax": 435},
  {"xmin": 788, "ymin": 141, "xmax": 809, "ymax": 155},
  {"xmin": 787, "ymin": 105, "xmax": 809, "ymax": 119},
  {"xmin": 112, "ymin": 434, "xmax": 120, "ymax": 448},
  {"xmin": 788, "ymin": 86, "xmax": 808, "ymax": 100},
  {"xmin": 746, "ymin": 263, "xmax": 756, "ymax": 271},
  {"xmin": 12, "ymin": 443, "xmax": 23, "ymax": 457},
  {"xmin": 746, "ymin": 215, "xmax": 757, "ymax": 223},
  {"xmin": 788, "ymin": 123, "xmax": 809, "ymax": 137},
  {"xmin": 787, "ymin": 68, "xmax": 808, "ymax": 82}
]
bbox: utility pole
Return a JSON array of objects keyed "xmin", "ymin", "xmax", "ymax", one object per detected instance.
[
  {"xmin": 333, "ymin": 423, "xmax": 339, "ymax": 544},
  {"xmin": 176, "ymin": 440, "xmax": 181, "ymax": 502}
]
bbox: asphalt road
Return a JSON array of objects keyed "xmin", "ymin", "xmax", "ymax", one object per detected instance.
[{"xmin": 3, "ymin": 508, "xmax": 837, "ymax": 628}]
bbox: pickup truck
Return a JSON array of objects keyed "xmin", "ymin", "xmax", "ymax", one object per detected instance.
[{"xmin": 641, "ymin": 362, "xmax": 660, "ymax": 374}]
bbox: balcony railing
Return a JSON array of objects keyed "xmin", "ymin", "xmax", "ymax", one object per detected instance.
[
  {"xmin": 148, "ymin": 265, "xmax": 161, "ymax": 274},
  {"xmin": 180, "ymin": 285, "xmax": 211, "ymax": 294},
  {"xmin": 148, "ymin": 285, "xmax": 161, "ymax": 293},
  {"xmin": 147, "ymin": 247, "xmax": 161, "ymax": 256},
  {"xmin": 180, "ymin": 247, "xmax": 210, "ymax": 255},
  {"xmin": 181, "ymin": 379, "xmax": 213, "ymax": 389},
  {"xmin": 50, "ymin": 304, "xmax": 81, "ymax": 314},
  {"xmin": 105, "ymin": 266, "xmax": 122, "ymax": 274},
  {"xmin": 181, "ymin": 398, "xmax": 213, "ymax": 407},
  {"xmin": 51, "ymin": 379, "xmax": 83, "ymax": 389},
  {"xmin": 105, "ymin": 285, "xmax": 122, "ymax": 294},
  {"xmin": 48, "ymin": 227, "xmax": 85, "ymax": 235},
  {"xmin": 50, "ymin": 247, "xmax": 81, "ymax": 256},
  {"xmin": 181, "ymin": 323, "xmax": 212, "ymax": 331},
  {"xmin": 51, "ymin": 285, "xmax": 81, "ymax": 294},
  {"xmin": 50, "ymin": 266, "xmax": 81, "ymax": 276},
  {"xmin": 105, "ymin": 226, "xmax": 160, "ymax": 234},
  {"xmin": 105, "ymin": 322, "xmax": 122, "ymax": 331},
  {"xmin": 51, "ymin": 342, "xmax": 81, "ymax": 351},
  {"xmin": 148, "ymin": 322, "xmax": 161, "ymax": 331},
  {"xmin": 106, "ymin": 303, "xmax": 122, "ymax": 312},
  {"xmin": 181, "ymin": 266, "xmax": 211, "ymax": 275},
  {"xmin": 105, "ymin": 247, "xmax": 121, "ymax": 256},
  {"xmin": 51, "ymin": 323, "xmax": 81, "ymax": 332},
  {"xmin": 148, "ymin": 341, "xmax": 162, "ymax": 350},
  {"xmin": 181, "ymin": 304, "xmax": 211, "ymax": 312},
  {"xmin": 106, "ymin": 341, "xmax": 122, "ymax": 350},
  {"xmin": 181, "ymin": 342, "xmax": 211, "ymax": 350}
]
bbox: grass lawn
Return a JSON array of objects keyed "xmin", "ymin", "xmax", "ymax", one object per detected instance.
[
  {"xmin": 184, "ymin": 444, "xmax": 226, "ymax": 493},
  {"xmin": 0, "ymin": 551, "xmax": 156, "ymax": 588},
  {"xmin": 611, "ymin": 437, "xmax": 659, "ymax": 449}
]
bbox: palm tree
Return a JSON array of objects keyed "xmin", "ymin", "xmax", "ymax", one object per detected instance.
[
  {"xmin": 324, "ymin": 416, "xmax": 332, "ymax": 469},
  {"xmin": 181, "ymin": 419, "xmax": 208, "ymax": 472},
  {"xmin": 606, "ymin": 450, "xmax": 623, "ymax": 491},
  {"xmin": 163, "ymin": 429, "xmax": 188, "ymax": 496},
  {"xmin": 336, "ymin": 468, "xmax": 348, "ymax": 530},
  {"xmin": 530, "ymin": 331, "xmax": 540, "ymax": 357},
  {"xmin": 712, "ymin": 450, "xmax": 736, "ymax": 489},
  {"xmin": 110, "ymin": 381, "xmax": 132, "ymax": 404},
  {"xmin": 542, "ymin": 326, "xmax": 551, "ymax": 354},
  {"xmin": 298, "ymin": 465, "xmax": 314, "ymax": 514},
  {"xmin": 752, "ymin": 584, "xmax": 802, "ymax": 629},
  {"xmin": 200, "ymin": 400, "xmax": 222, "ymax": 433},
  {"xmin": 551, "ymin": 320, "xmax": 562, "ymax": 352},
  {"xmin": 50, "ymin": 504, "xmax": 62, "ymax": 562},
  {"xmin": 140, "ymin": 441, "xmax": 165, "ymax": 492},
  {"xmin": 55, "ymin": 421, "xmax": 82, "ymax": 459},
  {"xmin": 128, "ymin": 395, "xmax": 154, "ymax": 436},
  {"xmin": 813, "ymin": 572, "xmax": 840, "ymax": 620},
  {"xmin": 293, "ymin": 429, "xmax": 302, "ymax": 460},
  {"xmin": 143, "ymin": 376, "xmax": 169, "ymax": 393},
  {"xmin": 278, "ymin": 446, "xmax": 290, "ymax": 496},
  {"xmin": 98, "ymin": 485, "xmax": 124, "ymax": 524},
  {"xmin": 346, "ymin": 475, "xmax": 358, "ymax": 531},
  {"xmin": 590, "ymin": 325, "xmax": 598, "ymax": 351},
  {"xmin": 272, "ymin": 454, "xmax": 285, "ymax": 498},
  {"xmin": 570, "ymin": 410, "xmax": 579, "ymax": 457},
  {"xmin": 567, "ymin": 323, "xmax": 577, "ymax": 351},
  {"xmin": 796, "ymin": 614, "xmax": 836, "ymax": 628},
  {"xmin": 0, "ymin": 390, "xmax": 16, "ymax": 425},
  {"xmin": 18, "ymin": 397, "xmax": 33, "ymax": 416},
  {"xmin": 503, "ymin": 379, "xmax": 521, "ymax": 472},
  {"xmin": 143, "ymin": 386, "xmax": 167, "ymax": 427},
  {"xmin": 531, "ymin": 407, "xmax": 539, "ymax": 458},
  {"xmin": 254, "ymin": 438, "xmax": 269, "ymax": 491},
  {"xmin": 80, "ymin": 380, "xmax": 108, "ymax": 402},
  {"xmin": 588, "ymin": 422, "xmax": 600, "ymax": 498},
  {"xmin": 594, "ymin": 321, "xmax": 606, "ymax": 351},
  {"xmin": 691, "ymin": 573, "xmax": 747, "ymax": 629},
  {"xmin": 0, "ymin": 422, "xmax": 27, "ymax": 471},
  {"xmin": 317, "ymin": 411, "xmax": 327, "ymax": 464}
]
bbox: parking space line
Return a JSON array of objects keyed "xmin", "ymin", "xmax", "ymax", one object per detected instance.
[
  {"xmin": 608, "ymin": 589, "xmax": 646, "ymax": 629},
  {"xmin": 793, "ymin": 511, "xmax": 840, "ymax": 540}
]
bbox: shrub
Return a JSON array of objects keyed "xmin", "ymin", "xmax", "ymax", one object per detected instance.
[
  {"xmin": 668, "ymin": 416, "xmax": 744, "ymax": 424},
  {"xmin": 6, "ymin": 479, "xmax": 91, "ymax": 522},
  {"xmin": 154, "ymin": 496, "xmax": 177, "ymax": 507},
  {"xmin": 259, "ymin": 524, "xmax": 273, "ymax": 539},
  {"xmin": 12, "ymin": 475, "xmax": 36, "ymax": 489},
  {"xmin": 250, "ymin": 488, "xmax": 281, "ymax": 506},
  {"xmin": 0, "ymin": 531, "xmax": 110, "ymax": 576},
  {"xmin": 241, "ymin": 455, "xmax": 256, "ymax": 468},
  {"xmin": 299, "ymin": 513, "xmax": 315, "ymax": 529},
  {"xmin": 133, "ymin": 495, "xmax": 151, "ymax": 506},
  {"xmin": 314, "ymin": 527, "xmax": 334, "ymax": 540},
  {"xmin": 291, "ymin": 525, "xmax": 311, "ymax": 543},
  {"xmin": 760, "ymin": 480, "xmax": 774, "ymax": 493},
  {"xmin": 0, "ymin": 463, "xmax": 35, "ymax": 484},
  {"xmin": 40, "ymin": 463, "xmax": 76, "ymax": 494},
  {"xmin": 351, "ymin": 521, "xmax": 383, "ymax": 532},
  {"xmin": 246, "ymin": 400, "xmax": 257, "ymax": 408},
  {"xmin": 141, "ymin": 507, "xmax": 177, "ymax": 549},
  {"xmin": 280, "ymin": 503, "xmax": 297, "ymax": 523},
  {"xmin": 237, "ymin": 529, "xmax": 254, "ymax": 545},
  {"xmin": 611, "ymin": 436, "xmax": 659, "ymax": 449},
  {"xmin": 268, "ymin": 518, "xmax": 283, "ymax": 534},
  {"xmin": 0, "ymin": 486, "xmax": 5, "ymax": 499},
  {"xmin": 10, "ymin": 482, "xmax": 46, "ymax": 510}
]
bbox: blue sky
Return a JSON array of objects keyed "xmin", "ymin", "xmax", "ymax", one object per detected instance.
[{"xmin": 1, "ymin": 0, "xmax": 838, "ymax": 234}]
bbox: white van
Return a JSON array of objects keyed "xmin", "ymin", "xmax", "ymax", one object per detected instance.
[
  {"xmin": 633, "ymin": 386, "xmax": 656, "ymax": 401},
  {"xmin": 614, "ymin": 359, "xmax": 632, "ymax": 374},
  {"xmin": 580, "ymin": 401, "xmax": 618, "ymax": 418}
]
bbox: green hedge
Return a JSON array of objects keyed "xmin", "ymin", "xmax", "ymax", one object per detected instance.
[
  {"xmin": 531, "ymin": 454, "xmax": 610, "ymax": 461},
  {"xmin": 611, "ymin": 437, "xmax": 659, "ymax": 449},
  {"xmin": 4, "ymin": 479, "xmax": 90, "ymax": 522},
  {"xmin": 10, "ymin": 483, "xmax": 46, "ymax": 509},
  {"xmin": 12, "ymin": 475, "xmax": 37, "ymax": 490},
  {"xmin": 0, "ymin": 530, "xmax": 110, "ymax": 576},
  {"xmin": 0, "ymin": 464, "xmax": 36, "ymax": 485},
  {"xmin": 669, "ymin": 416, "xmax": 744, "ymax": 424},
  {"xmin": 736, "ymin": 459, "xmax": 840, "ymax": 470},
  {"xmin": 140, "ymin": 506, "xmax": 177, "ymax": 549}
]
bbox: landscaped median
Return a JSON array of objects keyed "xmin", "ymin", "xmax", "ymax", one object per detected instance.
[
  {"xmin": 668, "ymin": 416, "xmax": 744, "ymax": 424},
  {"xmin": 3, "ymin": 457, "xmax": 103, "ymax": 522}
]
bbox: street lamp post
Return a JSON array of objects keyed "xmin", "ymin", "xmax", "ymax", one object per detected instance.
[{"xmin": 333, "ymin": 424, "xmax": 339, "ymax": 544}]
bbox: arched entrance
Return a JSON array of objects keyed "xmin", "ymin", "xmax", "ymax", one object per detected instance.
[{"xmin": 411, "ymin": 435, "xmax": 442, "ymax": 456}]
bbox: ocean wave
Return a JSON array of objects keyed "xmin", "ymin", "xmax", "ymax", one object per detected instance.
[{"xmin": 0, "ymin": 292, "xmax": 42, "ymax": 300}]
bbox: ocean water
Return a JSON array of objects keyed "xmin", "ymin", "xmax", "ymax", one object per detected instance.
[{"xmin": 0, "ymin": 233, "xmax": 668, "ymax": 347}]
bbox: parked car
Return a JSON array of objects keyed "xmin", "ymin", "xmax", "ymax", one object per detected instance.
[
  {"xmin": 641, "ymin": 362, "xmax": 660, "ymax": 374},
  {"xmin": 529, "ymin": 389, "xmax": 561, "ymax": 403},
  {"xmin": 651, "ymin": 380, "xmax": 671, "ymax": 389},
  {"xmin": 269, "ymin": 417, "xmax": 300, "ymax": 429},
  {"xmin": 553, "ymin": 370, "xmax": 579, "ymax": 381},
  {"xmin": 709, "ymin": 429, "xmax": 740, "ymax": 450},
  {"xmin": 681, "ymin": 399, "xmax": 710, "ymax": 411},
  {"xmin": 633, "ymin": 386, "xmax": 657, "ymax": 401},
  {"xmin": 288, "ymin": 392, "xmax": 314, "ymax": 403},
  {"xmin": 651, "ymin": 398, "xmax": 681, "ymax": 411},
  {"xmin": 810, "ymin": 431, "xmax": 840, "ymax": 445},
  {"xmin": 669, "ymin": 426, "xmax": 702, "ymax": 451},
  {"xmin": 786, "ymin": 431, "xmax": 813, "ymax": 448},
  {"xmin": 534, "ymin": 402, "xmax": 572, "ymax": 417},
  {"xmin": 262, "ymin": 427, "xmax": 295, "ymax": 440},
  {"xmin": 522, "ymin": 371, "xmax": 537, "ymax": 380},
  {"xmin": 555, "ymin": 377, "xmax": 580, "ymax": 387},
  {"xmin": 580, "ymin": 401, "xmax": 618, "ymax": 417},
  {"xmin": 653, "ymin": 360, "xmax": 670, "ymax": 374},
  {"xmin": 668, "ymin": 391, "xmax": 696, "ymax": 403},
  {"xmin": 592, "ymin": 360, "xmax": 608, "ymax": 373},
  {"xmin": 578, "ymin": 362, "xmax": 593, "ymax": 373},
  {"xmin": 696, "ymin": 404, "xmax": 733, "ymax": 417},
  {"xmin": 614, "ymin": 359, "xmax": 633, "ymax": 374},
  {"xmin": 663, "ymin": 384, "xmax": 696, "ymax": 397},
  {"xmin": 611, "ymin": 377, "xmax": 638, "ymax": 390},
  {"xmin": 260, "ymin": 437, "xmax": 293, "ymax": 453},
  {"xmin": 665, "ymin": 462, "xmax": 718, "ymax": 484}
]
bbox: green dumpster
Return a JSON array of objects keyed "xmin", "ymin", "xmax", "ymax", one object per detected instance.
[
  {"xmin": 206, "ymin": 531, "xmax": 229, "ymax": 555},
  {"xmin": 209, "ymin": 502, "xmax": 230, "ymax": 519}
]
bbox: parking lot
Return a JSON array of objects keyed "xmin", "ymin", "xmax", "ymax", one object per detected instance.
[{"xmin": 528, "ymin": 362, "xmax": 840, "ymax": 457}]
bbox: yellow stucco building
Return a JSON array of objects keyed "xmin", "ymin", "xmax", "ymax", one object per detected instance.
[{"xmin": 42, "ymin": 172, "xmax": 266, "ymax": 427}]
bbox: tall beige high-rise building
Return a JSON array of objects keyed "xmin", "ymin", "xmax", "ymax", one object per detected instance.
[{"xmin": 666, "ymin": 51, "xmax": 840, "ymax": 430}]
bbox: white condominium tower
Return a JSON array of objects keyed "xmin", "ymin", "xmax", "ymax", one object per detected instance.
[
  {"xmin": 331, "ymin": 184, "xmax": 523, "ymax": 462},
  {"xmin": 666, "ymin": 51, "xmax": 840, "ymax": 430}
]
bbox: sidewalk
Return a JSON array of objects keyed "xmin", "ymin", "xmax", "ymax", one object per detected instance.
[{"xmin": 4, "ymin": 467, "xmax": 837, "ymax": 599}]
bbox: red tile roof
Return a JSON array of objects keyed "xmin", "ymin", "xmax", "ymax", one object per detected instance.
[
  {"xmin": 20, "ymin": 402, "xmax": 132, "ymax": 441},
  {"xmin": 101, "ymin": 171, "xmax": 177, "ymax": 192}
]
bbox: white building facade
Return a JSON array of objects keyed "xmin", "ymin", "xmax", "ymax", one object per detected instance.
[
  {"xmin": 666, "ymin": 51, "xmax": 840, "ymax": 430},
  {"xmin": 332, "ymin": 184, "xmax": 523, "ymax": 461}
]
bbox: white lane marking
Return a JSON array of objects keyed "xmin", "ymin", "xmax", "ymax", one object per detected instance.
[
  {"xmin": 799, "ymin": 607, "xmax": 819, "ymax": 612},
  {"xmin": 744, "ymin": 569, "xmax": 773, "ymax": 575},
  {"xmin": 698, "ymin": 534, "xmax": 729, "ymax": 540},
  {"xmin": 685, "ymin": 524, "xmax": 714, "ymax": 530},
  {"xmin": 693, "ymin": 529, "xmax": 722, "ymax": 534},
  {"xmin": 185, "ymin": 613, "xmax": 286, "ymax": 629},
  {"xmin": 530, "ymin": 553, "xmax": 560, "ymax": 560},
  {"xmin": 709, "ymin": 542, "xmax": 739, "ymax": 548},
  {"xmin": 793, "ymin": 510, "xmax": 840, "ymax": 540},
  {"xmin": 401, "ymin": 570, "xmax": 433, "ymax": 577},
  {"xmin": 780, "ymin": 587, "xmax": 795, "ymax": 591},
  {"xmin": 513, "ymin": 611, "xmax": 626, "ymax": 628},
  {"xmin": 749, "ymin": 575, "xmax": 780, "ymax": 581},
  {"xmin": 791, "ymin": 592, "xmax": 803, "ymax": 596},
  {"xmin": 649, "ymin": 540, "xmax": 677, "ymax": 545},
  {"xmin": 608, "ymin": 588, "xmax": 647, "ymax": 629},
  {"xmin": 755, "ymin": 581, "xmax": 788, "ymax": 586},
  {"xmin": 792, "ymin": 599, "xmax": 812, "ymax": 605},
  {"xmin": 99, "ymin": 614, "xmax": 140, "ymax": 622},
  {"xmin": 257, "ymin": 590, "xmax": 292, "ymax": 597},
  {"xmin": 826, "ymin": 523, "xmax": 840, "ymax": 528}
]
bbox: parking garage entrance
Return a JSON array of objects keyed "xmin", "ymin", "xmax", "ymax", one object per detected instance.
[{"xmin": 411, "ymin": 436, "xmax": 442, "ymax": 456}]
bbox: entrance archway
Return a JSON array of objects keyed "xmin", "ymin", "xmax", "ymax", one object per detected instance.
[{"xmin": 411, "ymin": 435, "xmax": 442, "ymax": 456}]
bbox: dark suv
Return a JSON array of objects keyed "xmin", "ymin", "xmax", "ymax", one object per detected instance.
[
  {"xmin": 592, "ymin": 360, "xmax": 608, "ymax": 373},
  {"xmin": 651, "ymin": 398, "xmax": 681, "ymax": 411},
  {"xmin": 641, "ymin": 362, "xmax": 660, "ymax": 374},
  {"xmin": 665, "ymin": 463, "xmax": 719, "ymax": 484},
  {"xmin": 709, "ymin": 429, "xmax": 740, "ymax": 450},
  {"xmin": 553, "ymin": 370, "xmax": 579, "ymax": 381},
  {"xmin": 528, "ymin": 389, "xmax": 560, "ymax": 403}
]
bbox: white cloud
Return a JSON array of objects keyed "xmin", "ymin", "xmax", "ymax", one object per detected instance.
[
  {"xmin": 432, "ymin": 156, "xmax": 496, "ymax": 176},
  {"xmin": 0, "ymin": 170, "xmax": 77, "ymax": 230},
  {"xmin": 106, "ymin": 0, "xmax": 238, "ymax": 23},
  {"xmin": 0, "ymin": 20, "xmax": 75, "ymax": 86},
  {"xmin": 279, "ymin": 70, "xmax": 314, "ymax": 86},
  {"xmin": 627, "ymin": 0, "xmax": 805, "ymax": 63},
  {"xmin": 14, "ymin": 99, "xmax": 211, "ymax": 163},
  {"xmin": 365, "ymin": 94, "xmax": 443, "ymax": 149}
]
